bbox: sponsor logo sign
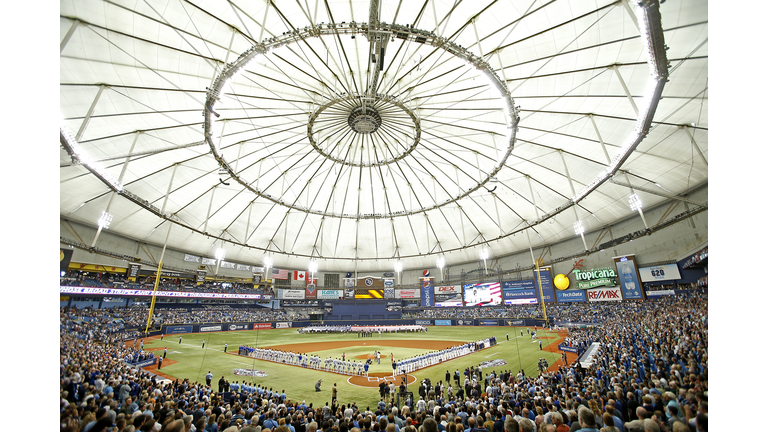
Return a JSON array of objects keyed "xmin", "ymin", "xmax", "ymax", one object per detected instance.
[
  {"xmin": 555, "ymin": 289, "xmax": 586, "ymax": 303},
  {"xmin": 396, "ymin": 289, "xmax": 419, "ymax": 298},
  {"xmin": 383, "ymin": 272, "xmax": 395, "ymax": 277},
  {"xmin": 639, "ymin": 264, "xmax": 682, "ymax": 282},
  {"xmin": 278, "ymin": 289, "xmax": 305, "ymax": 300},
  {"xmin": 436, "ymin": 285, "xmax": 461, "ymax": 293},
  {"xmin": 415, "ymin": 320, "xmax": 432, "ymax": 326},
  {"xmin": 586, "ymin": 287, "xmax": 623, "ymax": 302},
  {"xmin": 132, "ymin": 358, "xmax": 157, "ymax": 367},
  {"xmin": 558, "ymin": 344, "xmax": 578, "ymax": 353},
  {"xmin": 479, "ymin": 320, "xmax": 498, "ymax": 326},
  {"xmin": 456, "ymin": 319, "xmax": 475, "ymax": 326},
  {"xmin": 506, "ymin": 320, "xmax": 524, "ymax": 326},
  {"xmin": 318, "ymin": 289, "xmax": 342, "ymax": 299},
  {"xmin": 479, "ymin": 359, "xmax": 508, "ymax": 368},
  {"xmin": 344, "ymin": 288, "xmax": 355, "ymax": 299},
  {"xmin": 384, "ymin": 279, "xmax": 394, "ymax": 288},
  {"xmin": 276, "ymin": 322, "xmax": 292, "ymax": 329},
  {"xmin": 384, "ymin": 287, "xmax": 395, "ymax": 298},
  {"xmin": 421, "ymin": 279, "xmax": 434, "ymax": 307},
  {"xmin": 233, "ymin": 369, "xmax": 268, "ymax": 377},
  {"xmin": 423, "ymin": 270, "xmax": 430, "ymax": 277},
  {"xmin": 614, "ymin": 255, "xmax": 644, "ymax": 300},
  {"xmin": 253, "ymin": 323, "xmax": 272, "ymax": 330},
  {"xmin": 502, "ymin": 280, "xmax": 535, "ymax": 290},
  {"xmin": 202, "ymin": 257, "xmax": 217, "ymax": 265},
  {"xmin": 200, "ymin": 325, "xmax": 222, "ymax": 332},
  {"xmin": 573, "ymin": 268, "xmax": 617, "ymax": 281},
  {"xmin": 646, "ymin": 289, "xmax": 675, "ymax": 297},
  {"xmin": 228, "ymin": 324, "xmax": 249, "ymax": 331},
  {"xmin": 435, "ymin": 319, "xmax": 452, "ymax": 326},
  {"xmin": 165, "ymin": 325, "xmax": 193, "ymax": 334}
]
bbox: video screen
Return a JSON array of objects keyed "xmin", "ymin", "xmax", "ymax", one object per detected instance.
[{"xmin": 463, "ymin": 282, "xmax": 502, "ymax": 306}]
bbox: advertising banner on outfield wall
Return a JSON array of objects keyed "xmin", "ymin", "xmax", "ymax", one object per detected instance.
[
  {"xmin": 639, "ymin": 264, "xmax": 682, "ymax": 282},
  {"xmin": 226, "ymin": 324, "xmax": 250, "ymax": 331},
  {"xmin": 415, "ymin": 320, "xmax": 432, "ymax": 326},
  {"xmin": 435, "ymin": 319, "xmax": 452, "ymax": 326},
  {"xmin": 504, "ymin": 319, "xmax": 525, "ymax": 326},
  {"xmin": 456, "ymin": 319, "xmax": 475, "ymax": 326},
  {"xmin": 165, "ymin": 325, "xmax": 193, "ymax": 334},
  {"xmin": 396, "ymin": 289, "xmax": 419, "ymax": 298},
  {"xmin": 555, "ymin": 290, "xmax": 586, "ymax": 303},
  {"xmin": 586, "ymin": 287, "xmax": 623, "ymax": 302},
  {"xmin": 253, "ymin": 323, "xmax": 272, "ymax": 330},
  {"xmin": 384, "ymin": 287, "xmax": 395, "ymax": 298},
  {"xmin": 276, "ymin": 322, "xmax": 292, "ymax": 329},
  {"xmin": 200, "ymin": 325, "xmax": 223, "ymax": 332},
  {"xmin": 344, "ymin": 289, "xmax": 355, "ymax": 299},
  {"xmin": 479, "ymin": 320, "xmax": 498, "ymax": 326},
  {"xmin": 614, "ymin": 255, "xmax": 644, "ymax": 300},
  {"xmin": 318, "ymin": 289, "xmax": 343, "ymax": 299}
]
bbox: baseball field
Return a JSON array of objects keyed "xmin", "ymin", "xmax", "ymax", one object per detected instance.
[{"xmin": 136, "ymin": 325, "xmax": 572, "ymax": 408}]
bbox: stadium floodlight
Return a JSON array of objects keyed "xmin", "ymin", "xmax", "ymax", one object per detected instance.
[
  {"xmin": 97, "ymin": 211, "xmax": 113, "ymax": 229},
  {"xmin": 263, "ymin": 256, "xmax": 273, "ymax": 269},
  {"xmin": 573, "ymin": 220, "xmax": 585, "ymax": 236},
  {"xmin": 394, "ymin": 261, "xmax": 403, "ymax": 273},
  {"xmin": 308, "ymin": 260, "xmax": 318, "ymax": 274},
  {"xmin": 215, "ymin": 248, "xmax": 226, "ymax": 261},
  {"xmin": 628, "ymin": 193, "xmax": 642, "ymax": 212},
  {"xmin": 436, "ymin": 256, "xmax": 445, "ymax": 269}
]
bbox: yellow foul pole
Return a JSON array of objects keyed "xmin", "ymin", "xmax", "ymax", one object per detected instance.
[
  {"xmin": 535, "ymin": 260, "xmax": 548, "ymax": 322},
  {"xmin": 144, "ymin": 261, "xmax": 162, "ymax": 334}
]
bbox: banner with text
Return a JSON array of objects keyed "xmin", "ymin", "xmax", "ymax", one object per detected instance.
[
  {"xmin": 533, "ymin": 268, "xmax": 556, "ymax": 303},
  {"xmin": 421, "ymin": 278, "xmax": 435, "ymax": 307},
  {"xmin": 434, "ymin": 285, "xmax": 463, "ymax": 307},
  {"xmin": 639, "ymin": 264, "xmax": 682, "ymax": 282},
  {"xmin": 555, "ymin": 289, "xmax": 586, "ymax": 303},
  {"xmin": 586, "ymin": 286, "xmax": 624, "ymax": 302},
  {"xmin": 614, "ymin": 255, "xmax": 645, "ymax": 299}
]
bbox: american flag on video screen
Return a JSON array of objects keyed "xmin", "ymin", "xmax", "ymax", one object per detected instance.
[{"xmin": 272, "ymin": 268, "xmax": 290, "ymax": 279}]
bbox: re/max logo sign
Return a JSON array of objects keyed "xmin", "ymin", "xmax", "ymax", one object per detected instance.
[{"xmin": 588, "ymin": 289, "xmax": 621, "ymax": 300}]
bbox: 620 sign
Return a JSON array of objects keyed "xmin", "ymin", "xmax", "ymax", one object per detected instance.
[{"xmin": 650, "ymin": 269, "xmax": 665, "ymax": 277}]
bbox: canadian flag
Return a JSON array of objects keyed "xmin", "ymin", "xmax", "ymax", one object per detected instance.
[{"xmin": 294, "ymin": 271, "xmax": 306, "ymax": 281}]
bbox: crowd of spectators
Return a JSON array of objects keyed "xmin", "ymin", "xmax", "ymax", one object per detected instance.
[
  {"xmin": 60, "ymin": 289, "xmax": 708, "ymax": 432},
  {"xmin": 63, "ymin": 305, "xmax": 307, "ymax": 331},
  {"xmin": 61, "ymin": 271, "xmax": 271, "ymax": 295}
]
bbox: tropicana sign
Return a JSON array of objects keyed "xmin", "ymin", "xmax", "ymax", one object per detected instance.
[{"xmin": 572, "ymin": 267, "xmax": 617, "ymax": 289}]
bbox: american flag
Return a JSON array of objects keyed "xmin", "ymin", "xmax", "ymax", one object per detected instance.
[{"xmin": 272, "ymin": 268, "xmax": 289, "ymax": 279}]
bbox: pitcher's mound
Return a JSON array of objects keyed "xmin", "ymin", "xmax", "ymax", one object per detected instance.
[{"xmin": 348, "ymin": 372, "xmax": 418, "ymax": 388}]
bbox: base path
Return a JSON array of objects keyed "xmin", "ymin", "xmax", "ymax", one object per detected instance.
[{"xmin": 348, "ymin": 372, "xmax": 418, "ymax": 388}]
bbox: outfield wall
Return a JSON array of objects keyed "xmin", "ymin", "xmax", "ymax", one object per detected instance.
[{"xmin": 147, "ymin": 317, "xmax": 549, "ymax": 336}]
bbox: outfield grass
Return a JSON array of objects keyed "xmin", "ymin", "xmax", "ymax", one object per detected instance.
[{"xmin": 145, "ymin": 326, "xmax": 562, "ymax": 409}]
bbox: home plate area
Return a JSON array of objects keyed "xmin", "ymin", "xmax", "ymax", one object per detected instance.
[{"xmin": 348, "ymin": 372, "xmax": 418, "ymax": 388}]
